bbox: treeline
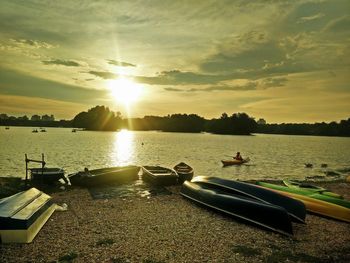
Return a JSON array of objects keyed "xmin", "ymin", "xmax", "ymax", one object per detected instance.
[
  {"xmin": 257, "ymin": 119, "xmax": 350, "ymax": 137},
  {"xmin": 128, "ymin": 114, "xmax": 205, "ymax": 133},
  {"xmin": 70, "ymin": 106, "xmax": 257, "ymax": 135},
  {"xmin": 0, "ymin": 119, "xmax": 71, "ymax": 128},
  {"xmin": 2, "ymin": 105, "xmax": 349, "ymax": 137}
]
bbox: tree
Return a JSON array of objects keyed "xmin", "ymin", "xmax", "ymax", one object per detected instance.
[
  {"xmin": 72, "ymin": 105, "xmax": 122, "ymax": 131},
  {"xmin": 206, "ymin": 112, "xmax": 257, "ymax": 135},
  {"xmin": 31, "ymin": 115, "xmax": 41, "ymax": 121}
]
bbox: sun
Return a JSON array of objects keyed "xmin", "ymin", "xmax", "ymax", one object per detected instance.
[{"xmin": 108, "ymin": 77, "xmax": 142, "ymax": 105}]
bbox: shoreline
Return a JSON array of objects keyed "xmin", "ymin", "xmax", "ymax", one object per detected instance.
[{"xmin": 1, "ymin": 179, "xmax": 350, "ymax": 262}]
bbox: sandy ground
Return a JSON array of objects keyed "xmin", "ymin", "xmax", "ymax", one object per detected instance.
[{"xmin": 1, "ymin": 182, "xmax": 350, "ymax": 263}]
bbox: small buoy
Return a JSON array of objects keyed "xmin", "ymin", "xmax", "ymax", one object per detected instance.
[{"xmin": 141, "ymin": 142, "xmax": 144, "ymax": 146}]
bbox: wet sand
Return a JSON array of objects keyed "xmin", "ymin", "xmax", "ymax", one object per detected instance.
[{"xmin": 1, "ymin": 181, "xmax": 350, "ymax": 263}]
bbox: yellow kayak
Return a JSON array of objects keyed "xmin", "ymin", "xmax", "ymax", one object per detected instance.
[{"xmin": 258, "ymin": 186, "xmax": 350, "ymax": 223}]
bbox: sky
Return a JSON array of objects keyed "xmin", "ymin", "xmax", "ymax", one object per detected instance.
[{"xmin": 0, "ymin": 0, "xmax": 349, "ymax": 123}]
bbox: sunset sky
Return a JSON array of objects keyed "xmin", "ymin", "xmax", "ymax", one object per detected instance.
[{"xmin": 1, "ymin": 0, "xmax": 349, "ymax": 123}]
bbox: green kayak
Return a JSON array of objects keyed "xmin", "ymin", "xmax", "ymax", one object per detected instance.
[
  {"xmin": 257, "ymin": 181, "xmax": 350, "ymax": 209},
  {"xmin": 283, "ymin": 180, "xmax": 343, "ymax": 199}
]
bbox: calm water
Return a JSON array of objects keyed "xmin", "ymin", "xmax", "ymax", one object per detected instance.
[{"xmin": 1, "ymin": 126, "xmax": 350, "ymax": 181}]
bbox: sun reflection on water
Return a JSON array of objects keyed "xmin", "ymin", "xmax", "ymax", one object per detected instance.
[{"xmin": 111, "ymin": 129, "xmax": 134, "ymax": 165}]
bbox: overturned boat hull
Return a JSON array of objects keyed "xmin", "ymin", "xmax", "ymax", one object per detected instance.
[
  {"xmin": 181, "ymin": 181, "xmax": 293, "ymax": 236},
  {"xmin": 283, "ymin": 180, "xmax": 343, "ymax": 199},
  {"xmin": 0, "ymin": 188, "xmax": 56, "ymax": 243},
  {"xmin": 258, "ymin": 186, "xmax": 350, "ymax": 223},
  {"xmin": 257, "ymin": 181, "xmax": 350, "ymax": 209},
  {"xmin": 191, "ymin": 176, "xmax": 306, "ymax": 223}
]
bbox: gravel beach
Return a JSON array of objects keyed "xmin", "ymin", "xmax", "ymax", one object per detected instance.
[{"xmin": 1, "ymin": 181, "xmax": 350, "ymax": 263}]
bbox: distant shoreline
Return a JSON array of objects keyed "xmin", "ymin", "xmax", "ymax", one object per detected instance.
[{"xmin": 2, "ymin": 124, "xmax": 350, "ymax": 138}]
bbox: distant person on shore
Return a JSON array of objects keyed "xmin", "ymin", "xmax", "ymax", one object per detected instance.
[{"xmin": 234, "ymin": 152, "xmax": 243, "ymax": 161}]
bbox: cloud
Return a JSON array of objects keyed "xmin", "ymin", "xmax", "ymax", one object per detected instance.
[
  {"xmin": 88, "ymin": 71, "xmax": 118, "ymax": 79},
  {"xmin": 163, "ymin": 76, "xmax": 288, "ymax": 93},
  {"xmin": 260, "ymin": 77, "xmax": 288, "ymax": 88},
  {"xmin": 0, "ymin": 38, "xmax": 57, "ymax": 59},
  {"xmin": 323, "ymin": 15, "xmax": 350, "ymax": 33},
  {"xmin": 199, "ymin": 31, "xmax": 286, "ymax": 75},
  {"xmin": 107, "ymin": 59, "xmax": 136, "ymax": 67},
  {"xmin": 194, "ymin": 82, "xmax": 257, "ymax": 92},
  {"xmin": 136, "ymin": 70, "xmax": 228, "ymax": 85},
  {"xmin": 10, "ymin": 38, "xmax": 55, "ymax": 49},
  {"xmin": 163, "ymin": 87, "xmax": 183, "ymax": 92},
  {"xmin": 88, "ymin": 69, "xmax": 228, "ymax": 85},
  {"xmin": 0, "ymin": 67, "xmax": 107, "ymax": 104},
  {"xmin": 163, "ymin": 81, "xmax": 257, "ymax": 93},
  {"xmin": 298, "ymin": 13, "xmax": 325, "ymax": 23},
  {"xmin": 42, "ymin": 59, "xmax": 81, "ymax": 67}
]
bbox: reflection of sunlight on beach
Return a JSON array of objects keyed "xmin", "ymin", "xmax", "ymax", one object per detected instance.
[{"xmin": 111, "ymin": 129, "xmax": 134, "ymax": 165}]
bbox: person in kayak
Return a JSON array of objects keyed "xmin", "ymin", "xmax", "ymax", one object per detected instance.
[{"xmin": 234, "ymin": 152, "xmax": 243, "ymax": 161}]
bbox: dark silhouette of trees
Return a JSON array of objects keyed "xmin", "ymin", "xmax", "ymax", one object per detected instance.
[
  {"xmin": 162, "ymin": 114, "xmax": 205, "ymax": 133},
  {"xmin": 0, "ymin": 113, "xmax": 70, "ymax": 127},
  {"xmin": 1, "ymin": 105, "xmax": 349, "ymax": 137},
  {"xmin": 206, "ymin": 112, "xmax": 257, "ymax": 135},
  {"xmin": 257, "ymin": 118, "xmax": 350, "ymax": 137},
  {"xmin": 125, "ymin": 116, "xmax": 164, "ymax": 131},
  {"xmin": 125, "ymin": 114, "xmax": 205, "ymax": 133},
  {"xmin": 72, "ymin": 105, "xmax": 122, "ymax": 131}
]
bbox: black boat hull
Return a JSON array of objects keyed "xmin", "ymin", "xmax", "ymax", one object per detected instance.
[
  {"xmin": 191, "ymin": 176, "xmax": 306, "ymax": 223},
  {"xmin": 181, "ymin": 181, "xmax": 293, "ymax": 236},
  {"xmin": 69, "ymin": 166, "xmax": 140, "ymax": 187}
]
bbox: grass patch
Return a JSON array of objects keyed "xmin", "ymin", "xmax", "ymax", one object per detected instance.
[
  {"xmin": 96, "ymin": 238, "xmax": 115, "ymax": 246},
  {"xmin": 231, "ymin": 245, "xmax": 261, "ymax": 257},
  {"xmin": 266, "ymin": 251, "xmax": 320, "ymax": 263},
  {"xmin": 58, "ymin": 251, "xmax": 78, "ymax": 262}
]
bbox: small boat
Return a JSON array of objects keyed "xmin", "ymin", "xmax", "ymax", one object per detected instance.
[
  {"xmin": 283, "ymin": 180, "xmax": 343, "ymax": 199},
  {"xmin": 221, "ymin": 158, "xmax": 250, "ymax": 167},
  {"xmin": 0, "ymin": 188, "xmax": 56, "ymax": 243},
  {"xmin": 30, "ymin": 167, "xmax": 66, "ymax": 184},
  {"xmin": 173, "ymin": 162, "xmax": 194, "ymax": 183},
  {"xmin": 40, "ymin": 128, "xmax": 46, "ymax": 132},
  {"xmin": 257, "ymin": 181, "xmax": 350, "ymax": 209},
  {"xmin": 32, "ymin": 129, "xmax": 38, "ymax": 133},
  {"xmin": 72, "ymin": 129, "xmax": 77, "ymax": 132},
  {"xmin": 5, "ymin": 126, "xmax": 10, "ymax": 130},
  {"xmin": 69, "ymin": 165, "xmax": 140, "ymax": 187},
  {"xmin": 142, "ymin": 166, "xmax": 178, "ymax": 186},
  {"xmin": 181, "ymin": 181, "xmax": 293, "ymax": 236},
  {"xmin": 191, "ymin": 176, "xmax": 306, "ymax": 223},
  {"xmin": 257, "ymin": 185, "xmax": 350, "ymax": 223}
]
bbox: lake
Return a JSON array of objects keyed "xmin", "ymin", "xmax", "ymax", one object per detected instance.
[{"xmin": 1, "ymin": 126, "xmax": 350, "ymax": 181}]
